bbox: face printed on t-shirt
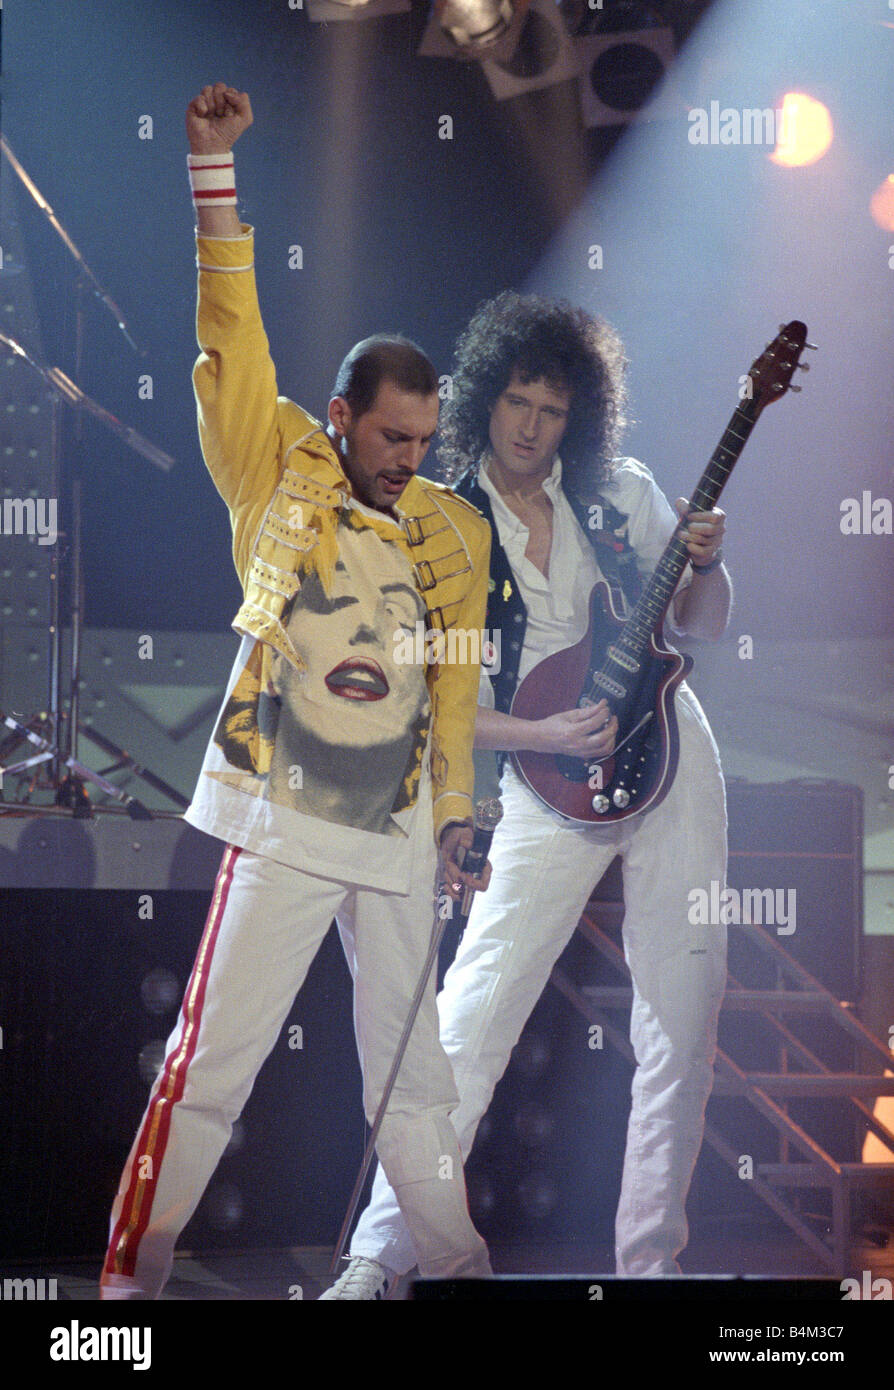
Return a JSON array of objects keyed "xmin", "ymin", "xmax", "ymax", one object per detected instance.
[
  {"xmin": 273, "ymin": 526, "xmax": 429, "ymax": 751},
  {"xmin": 212, "ymin": 517, "xmax": 431, "ymax": 834}
]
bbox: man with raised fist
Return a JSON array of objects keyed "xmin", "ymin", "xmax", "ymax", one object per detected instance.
[{"xmin": 100, "ymin": 83, "xmax": 492, "ymax": 1300}]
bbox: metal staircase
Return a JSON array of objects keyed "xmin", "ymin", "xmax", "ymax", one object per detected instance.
[{"xmin": 550, "ymin": 901, "xmax": 894, "ymax": 1274}]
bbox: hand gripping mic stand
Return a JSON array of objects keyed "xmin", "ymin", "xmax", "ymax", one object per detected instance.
[{"xmin": 329, "ymin": 795, "xmax": 503, "ymax": 1276}]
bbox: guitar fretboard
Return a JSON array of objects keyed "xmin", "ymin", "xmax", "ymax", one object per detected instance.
[{"xmin": 619, "ymin": 397, "xmax": 758, "ymax": 657}]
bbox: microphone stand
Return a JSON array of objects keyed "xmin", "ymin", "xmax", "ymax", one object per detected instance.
[
  {"xmin": 0, "ymin": 334, "xmax": 176, "ymax": 816},
  {"xmin": 0, "ymin": 137, "xmax": 179, "ymax": 816},
  {"xmin": 328, "ymin": 797, "xmax": 503, "ymax": 1276}
]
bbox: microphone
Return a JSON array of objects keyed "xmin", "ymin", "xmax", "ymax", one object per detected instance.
[{"xmin": 458, "ymin": 797, "xmax": 503, "ymax": 917}]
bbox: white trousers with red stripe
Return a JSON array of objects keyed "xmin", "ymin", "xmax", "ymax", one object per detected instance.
[
  {"xmin": 350, "ymin": 692, "xmax": 728, "ymax": 1276},
  {"xmin": 101, "ymin": 843, "xmax": 490, "ymax": 1298}
]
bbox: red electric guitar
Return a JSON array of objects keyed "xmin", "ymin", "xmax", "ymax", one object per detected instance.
[{"xmin": 510, "ymin": 321, "xmax": 811, "ymax": 823}]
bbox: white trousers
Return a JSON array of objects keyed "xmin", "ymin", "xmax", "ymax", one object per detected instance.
[
  {"xmin": 101, "ymin": 842, "xmax": 490, "ymax": 1298},
  {"xmin": 351, "ymin": 693, "xmax": 728, "ymax": 1276}
]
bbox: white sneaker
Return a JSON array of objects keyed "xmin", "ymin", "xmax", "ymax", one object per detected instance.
[{"xmin": 318, "ymin": 1256, "xmax": 399, "ymax": 1301}]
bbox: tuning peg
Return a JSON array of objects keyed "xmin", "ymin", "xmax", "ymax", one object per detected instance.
[
  {"xmin": 796, "ymin": 361, "xmax": 810, "ymax": 370},
  {"xmin": 788, "ymin": 384, "xmax": 802, "ymax": 393},
  {"xmin": 805, "ymin": 341, "xmax": 818, "ymax": 350}
]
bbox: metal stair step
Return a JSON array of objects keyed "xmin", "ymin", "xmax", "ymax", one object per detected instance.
[
  {"xmin": 715, "ymin": 1073, "xmax": 894, "ymax": 1098},
  {"xmin": 581, "ymin": 986, "xmax": 838, "ymax": 1011},
  {"xmin": 759, "ymin": 1163, "xmax": 894, "ymax": 1187},
  {"xmin": 721, "ymin": 990, "xmax": 839, "ymax": 1010}
]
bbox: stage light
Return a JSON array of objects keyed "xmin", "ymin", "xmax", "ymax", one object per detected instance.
[
  {"xmin": 466, "ymin": 1172, "xmax": 497, "ymax": 1216},
  {"xmin": 511, "ymin": 1032, "xmax": 552, "ymax": 1076},
  {"xmin": 516, "ymin": 1171, "xmax": 558, "ymax": 1218},
  {"xmin": 770, "ymin": 91, "xmax": 833, "ymax": 167},
  {"xmin": 419, "ymin": 0, "xmax": 676, "ymax": 114},
  {"xmin": 513, "ymin": 1100, "xmax": 556, "ymax": 1146},
  {"xmin": 417, "ymin": 0, "xmax": 524, "ymax": 62},
  {"xmin": 570, "ymin": 2, "xmax": 676, "ymax": 128},
  {"xmin": 575, "ymin": 30, "xmax": 675, "ymax": 126},
  {"xmin": 137, "ymin": 1040, "xmax": 166, "ymax": 1085},
  {"xmin": 479, "ymin": 0, "xmax": 581, "ymax": 102},
  {"xmin": 870, "ymin": 174, "xmax": 894, "ymax": 232},
  {"xmin": 862, "ymin": 1076, "xmax": 894, "ymax": 1163},
  {"xmin": 203, "ymin": 1181, "xmax": 244, "ymax": 1229},
  {"xmin": 139, "ymin": 968, "xmax": 179, "ymax": 1016},
  {"xmin": 438, "ymin": 0, "xmax": 515, "ymax": 51}
]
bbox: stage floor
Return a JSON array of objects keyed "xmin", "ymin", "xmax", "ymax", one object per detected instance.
[{"xmin": 7, "ymin": 1228, "xmax": 894, "ymax": 1300}]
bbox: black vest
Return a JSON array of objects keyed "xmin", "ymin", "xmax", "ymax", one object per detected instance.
[{"xmin": 454, "ymin": 470, "xmax": 643, "ymax": 716}]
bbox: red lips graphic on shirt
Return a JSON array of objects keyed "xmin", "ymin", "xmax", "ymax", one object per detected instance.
[{"xmin": 324, "ymin": 658, "xmax": 390, "ymax": 701}]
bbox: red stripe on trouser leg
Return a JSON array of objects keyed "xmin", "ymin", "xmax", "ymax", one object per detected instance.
[{"xmin": 101, "ymin": 844, "xmax": 241, "ymax": 1281}]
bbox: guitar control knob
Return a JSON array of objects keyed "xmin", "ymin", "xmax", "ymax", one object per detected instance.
[
  {"xmin": 591, "ymin": 794, "xmax": 610, "ymax": 814},
  {"xmin": 612, "ymin": 788, "xmax": 630, "ymax": 808}
]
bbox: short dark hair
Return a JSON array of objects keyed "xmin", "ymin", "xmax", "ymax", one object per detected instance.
[
  {"xmin": 331, "ymin": 335, "xmax": 439, "ymax": 419},
  {"xmin": 437, "ymin": 292, "xmax": 628, "ymax": 498}
]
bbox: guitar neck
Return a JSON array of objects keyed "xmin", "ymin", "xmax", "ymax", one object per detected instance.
[{"xmin": 624, "ymin": 397, "xmax": 758, "ymax": 648}]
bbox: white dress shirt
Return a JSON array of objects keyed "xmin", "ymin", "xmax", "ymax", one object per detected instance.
[{"xmin": 476, "ymin": 454, "xmax": 693, "ymax": 705}]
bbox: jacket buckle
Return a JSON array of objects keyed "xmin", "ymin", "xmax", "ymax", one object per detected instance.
[{"xmin": 414, "ymin": 559, "xmax": 437, "ymax": 591}]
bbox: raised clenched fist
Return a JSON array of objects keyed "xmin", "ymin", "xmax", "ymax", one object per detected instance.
[{"xmin": 186, "ymin": 83, "xmax": 253, "ymax": 155}]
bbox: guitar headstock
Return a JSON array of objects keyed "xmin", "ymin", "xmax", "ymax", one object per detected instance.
[{"xmin": 746, "ymin": 321, "xmax": 812, "ymax": 415}]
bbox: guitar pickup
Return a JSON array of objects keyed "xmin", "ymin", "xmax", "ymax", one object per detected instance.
[
  {"xmin": 594, "ymin": 673, "xmax": 627, "ymax": 699},
  {"xmin": 607, "ymin": 645, "xmax": 641, "ymax": 673}
]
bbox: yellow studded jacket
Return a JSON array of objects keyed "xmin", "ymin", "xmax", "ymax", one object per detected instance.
[{"xmin": 192, "ymin": 225, "xmax": 491, "ymax": 845}]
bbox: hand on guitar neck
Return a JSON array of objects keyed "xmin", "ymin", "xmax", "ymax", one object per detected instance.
[{"xmin": 672, "ymin": 497, "xmax": 731, "ymax": 641}]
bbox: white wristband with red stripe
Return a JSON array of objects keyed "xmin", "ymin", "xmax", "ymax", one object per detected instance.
[{"xmin": 187, "ymin": 152, "xmax": 237, "ymax": 207}]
